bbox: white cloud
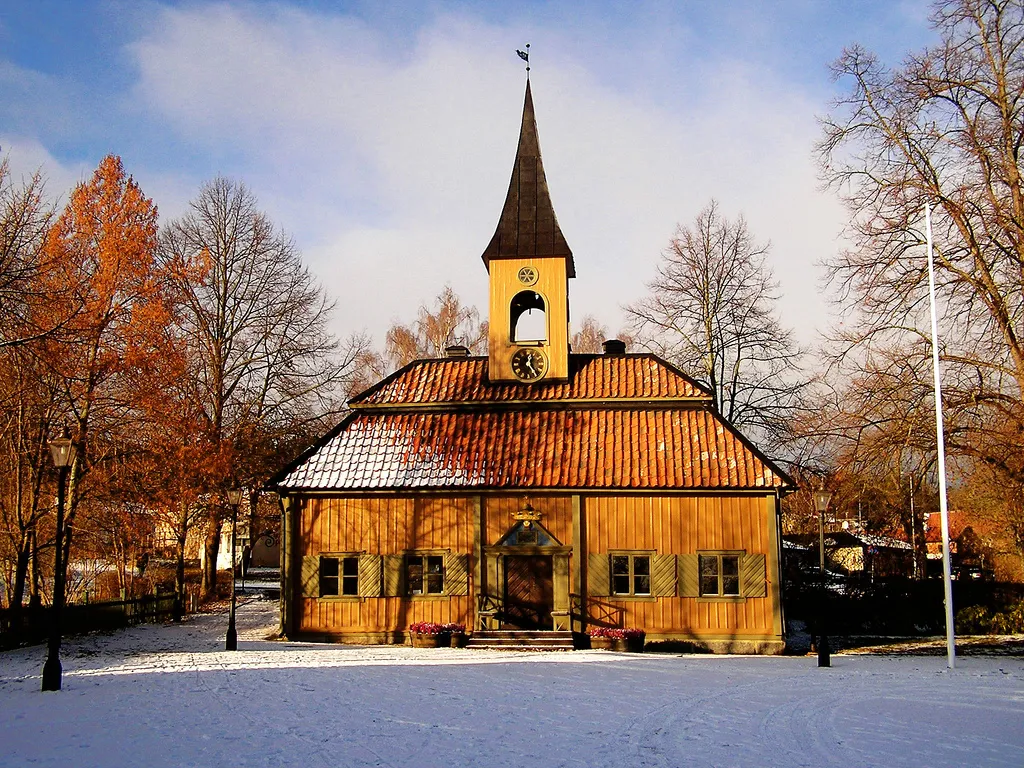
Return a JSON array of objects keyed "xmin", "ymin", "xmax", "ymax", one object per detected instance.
[
  {"xmin": 128, "ymin": 3, "xmax": 844, "ymax": 347},
  {"xmin": 0, "ymin": 137, "xmax": 90, "ymax": 207}
]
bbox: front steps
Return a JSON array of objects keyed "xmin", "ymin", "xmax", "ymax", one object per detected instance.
[{"xmin": 467, "ymin": 630, "xmax": 575, "ymax": 651}]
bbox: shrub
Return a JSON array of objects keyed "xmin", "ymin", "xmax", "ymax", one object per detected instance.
[
  {"xmin": 956, "ymin": 601, "xmax": 1024, "ymax": 634},
  {"xmin": 990, "ymin": 601, "xmax": 1024, "ymax": 634},
  {"xmin": 955, "ymin": 605, "xmax": 992, "ymax": 634}
]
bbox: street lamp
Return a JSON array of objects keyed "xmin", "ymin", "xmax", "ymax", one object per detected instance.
[
  {"xmin": 812, "ymin": 488, "xmax": 833, "ymax": 668},
  {"xmin": 42, "ymin": 430, "xmax": 76, "ymax": 691},
  {"xmin": 225, "ymin": 486, "xmax": 243, "ymax": 651}
]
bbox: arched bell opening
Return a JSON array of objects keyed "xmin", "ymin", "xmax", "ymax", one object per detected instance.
[{"xmin": 510, "ymin": 290, "xmax": 547, "ymax": 342}]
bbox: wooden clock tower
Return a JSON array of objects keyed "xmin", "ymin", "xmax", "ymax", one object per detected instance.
[{"xmin": 482, "ymin": 81, "xmax": 575, "ymax": 383}]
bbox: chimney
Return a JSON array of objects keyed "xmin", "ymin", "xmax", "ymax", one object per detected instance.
[
  {"xmin": 445, "ymin": 344, "xmax": 470, "ymax": 358},
  {"xmin": 602, "ymin": 339, "xmax": 626, "ymax": 355}
]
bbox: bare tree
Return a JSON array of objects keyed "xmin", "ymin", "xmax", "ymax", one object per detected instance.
[
  {"xmin": 345, "ymin": 341, "xmax": 392, "ymax": 401},
  {"xmin": 0, "ymin": 158, "xmax": 53, "ymax": 602},
  {"xmin": 792, "ymin": 347, "xmax": 946, "ymax": 575},
  {"xmin": 341, "ymin": 286, "xmax": 489, "ymax": 399},
  {"xmin": 626, "ymin": 200, "xmax": 805, "ymax": 445},
  {"xmin": 818, "ymin": 0, "xmax": 1024, "ymax": 559},
  {"xmin": 571, "ymin": 316, "xmax": 608, "ymax": 354},
  {"xmin": 0, "ymin": 346, "xmax": 62, "ymax": 609},
  {"xmin": 160, "ymin": 177, "xmax": 366, "ymax": 598},
  {"xmin": 384, "ymin": 284, "xmax": 487, "ymax": 369},
  {"xmin": 0, "ymin": 158, "xmax": 54, "ymax": 349}
]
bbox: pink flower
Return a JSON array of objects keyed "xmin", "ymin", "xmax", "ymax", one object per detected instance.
[
  {"xmin": 588, "ymin": 626, "xmax": 646, "ymax": 639},
  {"xmin": 409, "ymin": 621, "xmax": 446, "ymax": 635}
]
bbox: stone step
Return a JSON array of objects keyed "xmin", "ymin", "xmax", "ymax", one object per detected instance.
[
  {"xmin": 473, "ymin": 633, "xmax": 573, "ymax": 638},
  {"xmin": 467, "ymin": 631, "xmax": 576, "ymax": 651},
  {"xmin": 469, "ymin": 644, "xmax": 575, "ymax": 652}
]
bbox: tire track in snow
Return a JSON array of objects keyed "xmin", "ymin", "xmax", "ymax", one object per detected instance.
[{"xmin": 616, "ymin": 660, "xmax": 776, "ymax": 767}]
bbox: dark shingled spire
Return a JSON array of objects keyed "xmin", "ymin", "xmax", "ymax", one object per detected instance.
[{"xmin": 482, "ymin": 80, "xmax": 576, "ymax": 277}]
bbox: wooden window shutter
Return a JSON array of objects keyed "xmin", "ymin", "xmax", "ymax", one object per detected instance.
[
  {"xmin": 740, "ymin": 553, "xmax": 767, "ymax": 598},
  {"xmin": 444, "ymin": 552, "xmax": 470, "ymax": 596},
  {"xmin": 651, "ymin": 554, "xmax": 678, "ymax": 597},
  {"xmin": 383, "ymin": 554, "xmax": 404, "ymax": 597},
  {"xmin": 358, "ymin": 554, "xmax": 383, "ymax": 597},
  {"xmin": 301, "ymin": 555, "xmax": 320, "ymax": 598},
  {"xmin": 678, "ymin": 554, "xmax": 699, "ymax": 598},
  {"xmin": 588, "ymin": 553, "xmax": 610, "ymax": 597}
]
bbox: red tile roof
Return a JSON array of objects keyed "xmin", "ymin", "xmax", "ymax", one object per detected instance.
[
  {"xmin": 352, "ymin": 355, "xmax": 711, "ymax": 406},
  {"xmin": 273, "ymin": 354, "xmax": 790, "ymax": 492},
  {"xmin": 277, "ymin": 409, "xmax": 786, "ymax": 490},
  {"xmin": 924, "ymin": 511, "xmax": 970, "ymax": 543}
]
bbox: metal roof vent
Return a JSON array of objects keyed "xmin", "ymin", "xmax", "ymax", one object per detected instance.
[
  {"xmin": 445, "ymin": 345, "xmax": 471, "ymax": 358},
  {"xmin": 602, "ymin": 339, "xmax": 627, "ymax": 355}
]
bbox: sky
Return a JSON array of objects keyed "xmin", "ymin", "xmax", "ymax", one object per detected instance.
[{"xmin": 0, "ymin": 0, "xmax": 940, "ymax": 350}]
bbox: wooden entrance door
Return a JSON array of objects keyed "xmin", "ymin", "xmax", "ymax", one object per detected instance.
[{"xmin": 503, "ymin": 555, "xmax": 554, "ymax": 630}]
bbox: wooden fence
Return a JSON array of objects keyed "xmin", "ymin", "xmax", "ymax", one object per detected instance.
[{"xmin": 0, "ymin": 591, "xmax": 187, "ymax": 650}]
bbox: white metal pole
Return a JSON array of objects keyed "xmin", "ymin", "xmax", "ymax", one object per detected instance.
[{"xmin": 925, "ymin": 203, "xmax": 956, "ymax": 669}]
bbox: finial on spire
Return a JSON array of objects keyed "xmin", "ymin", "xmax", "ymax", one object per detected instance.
[{"xmin": 516, "ymin": 44, "xmax": 530, "ymax": 75}]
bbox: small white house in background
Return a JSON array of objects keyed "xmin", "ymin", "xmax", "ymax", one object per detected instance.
[
  {"xmin": 783, "ymin": 531, "xmax": 914, "ymax": 579},
  {"xmin": 203, "ymin": 520, "xmax": 280, "ymax": 573}
]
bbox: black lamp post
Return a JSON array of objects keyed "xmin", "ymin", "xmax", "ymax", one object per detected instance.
[
  {"xmin": 42, "ymin": 431, "xmax": 76, "ymax": 691},
  {"xmin": 812, "ymin": 488, "xmax": 833, "ymax": 668},
  {"xmin": 225, "ymin": 487, "xmax": 242, "ymax": 651}
]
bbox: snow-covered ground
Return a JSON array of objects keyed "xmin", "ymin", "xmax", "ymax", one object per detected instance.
[{"xmin": 1, "ymin": 599, "xmax": 1022, "ymax": 768}]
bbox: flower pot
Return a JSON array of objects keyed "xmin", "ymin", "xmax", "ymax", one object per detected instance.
[
  {"xmin": 448, "ymin": 632, "xmax": 468, "ymax": 648},
  {"xmin": 411, "ymin": 632, "xmax": 443, "ymax": 648},
  {"xmin": 589, "ymin": 636, "xmax": 614, "ymax": 650},
  {"xmin": 613, "ymin": 636, "xmax": 645, "ymax": 653}
]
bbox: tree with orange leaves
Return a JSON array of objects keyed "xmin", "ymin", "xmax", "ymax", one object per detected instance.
[
  {"xmin": 113, "ymin": 322, "xmax": 225, "ymax": 616},
  {"xmin": 34, "ymin": 154, "xmax": 167, "ymax": 588}
]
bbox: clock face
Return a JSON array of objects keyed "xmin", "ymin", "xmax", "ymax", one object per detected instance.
[
  {"xmin": 510, "ymin": 348, "xmax": 547, "ymax": 381},
  {"xmin": 517, "ymin": 265, "xmax": 538, "ymax": 285}
]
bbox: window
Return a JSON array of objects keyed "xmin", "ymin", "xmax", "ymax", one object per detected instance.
[
  {"xmin": 699, "ymin": 554, "xmax": 740, "ymax": 597},
  {"xmin": 405, "ymin": 554, "xmax": 444, "ymax": 595},
  {"xmin": 320, "ymin": 556, "xmax": 359, "ymax": 596},
  {"xmin": 612, "ymin": 554, "xmax": 651, "ymax": 596}
]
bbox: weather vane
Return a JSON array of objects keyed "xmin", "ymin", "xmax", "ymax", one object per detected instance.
[{"xmin": 517, "ymin": 43, "xmax": 530, "ymax": 75}]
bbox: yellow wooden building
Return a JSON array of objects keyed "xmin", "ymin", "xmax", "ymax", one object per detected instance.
[{"xmin": 269, "ymin": 81, "xmax": 794, "ymax": 653}]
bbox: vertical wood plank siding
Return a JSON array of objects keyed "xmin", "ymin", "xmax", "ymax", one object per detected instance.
[
  {"xmin": 488, "ymin": 258, "xmax": 570, "ymax": 381},
  {"xmin": 585, "ymin": 494, "xmax": 774, "ymax": 637},
  {"xmin": 298, "ymin": 496, "xmax": 475, "ymax": 634},
  {"xmin": 296, "ymin": 492, "xmax": 777, "ymax": 640},
  {"xmin": 483, "ymin": 494, "xmax": 573, "ymax": 545}
]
